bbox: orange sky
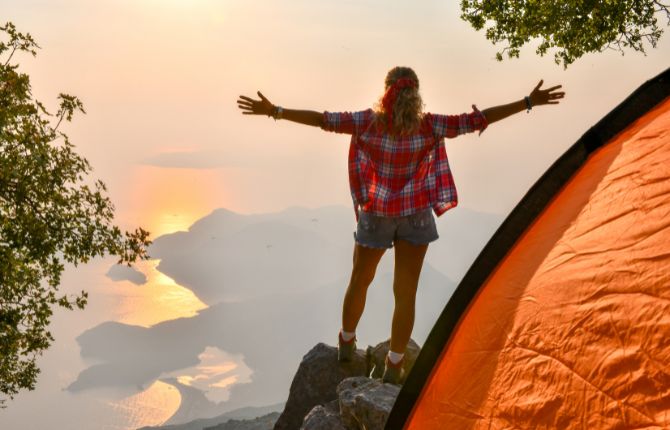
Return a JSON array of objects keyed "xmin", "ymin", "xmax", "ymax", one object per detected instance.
[{"xmin": 6, "ymin": 0, "xmax": 670, "ymax": 239}]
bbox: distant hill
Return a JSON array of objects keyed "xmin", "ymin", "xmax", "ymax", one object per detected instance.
[
  {"xmin": 148, "ymin": 205, "xmax": 503, "ymax": 304},
  {"xmin": 148, "ymin": 205, "xmax": 354, "ymax": 304},
  {"xmin": 138, "ymin": 402, "xmax": 284, "ymax": 430}
]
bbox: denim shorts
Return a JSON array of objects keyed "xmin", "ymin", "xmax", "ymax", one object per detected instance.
[{"xmin": 353, "ymin": 208, "xmax": 439, "ymax": 249}]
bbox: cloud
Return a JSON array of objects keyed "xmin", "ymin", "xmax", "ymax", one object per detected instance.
[
  {"xmin": 140, "ymin": 150, "xmax": 239, "ymax": 169},
  {"xmin": 106, "ymin": 264, "xmax": 148, "ymax": 285}
]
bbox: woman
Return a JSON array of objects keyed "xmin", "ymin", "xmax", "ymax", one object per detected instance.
[{"xmin": 237, "ymin": 66, "xmax": 564, "ymax": 385}]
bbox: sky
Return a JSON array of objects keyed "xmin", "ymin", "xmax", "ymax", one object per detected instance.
[
  {"xmin": 2, "ymin": 1, "xmax": 670, "ymax": 428},
  {"xmin": 5, "ymin": 0, "xmax": 667, "ymax": 239}
]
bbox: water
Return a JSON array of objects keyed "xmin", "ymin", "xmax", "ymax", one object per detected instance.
[{"xmin": 0, "ymin": 257, "xmax": 252, "ymax": 430}]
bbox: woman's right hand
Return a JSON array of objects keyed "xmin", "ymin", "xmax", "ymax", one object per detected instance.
[{"xmin": 237, "ymin": 91, "xmax": 275, "ymax": 116}]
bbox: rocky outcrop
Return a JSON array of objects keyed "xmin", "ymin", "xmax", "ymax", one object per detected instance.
[
  {"xmin": 274, "ymin": 339, "xmax": 420, "ymax": 430},
  {"xmin": 300, "ymin": 400, "xmax": 347, "ymax": 430},
  {"xmin": 335, "ymin": 377, "xmax": 400, "ymax": 430},
  {"xmin": 272, "ymin": 342, "xmax": 368, "ymax": 430}
]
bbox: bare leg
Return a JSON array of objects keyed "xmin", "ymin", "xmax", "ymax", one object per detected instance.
[
  {"xmin": 390, "ymin": 239, "xmax": 428, "ymax": 353},
  {"xmin": 342, "ymin": 243, "xmax": 386, "ymax": 333}
]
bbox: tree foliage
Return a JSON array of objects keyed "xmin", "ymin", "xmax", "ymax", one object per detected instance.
[
  {"xmin": 460, "ymin": 0, "xmax": 670, "ymax": 67},
  {"xmin": 0, "ymin": 22, "xmax": 151, "ymax": 406}
]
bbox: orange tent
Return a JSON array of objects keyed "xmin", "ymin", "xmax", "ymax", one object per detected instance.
[{"xmin": 387, "ymin": 68, "xmax": 670, "ymax": 429}]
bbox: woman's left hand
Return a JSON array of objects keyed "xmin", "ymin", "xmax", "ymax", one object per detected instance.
[
  {"xmin": 237, "ymin": 91, "xmax": 275, "ymax": 116},
  {"xmin": 529, "ymin": 80, "xmax": 565, "ymax": 106}
]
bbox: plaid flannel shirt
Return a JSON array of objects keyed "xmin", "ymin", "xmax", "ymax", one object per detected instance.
[{"xmin": 322, "ymin": 106, "xmax": 488, "ymax": 221}]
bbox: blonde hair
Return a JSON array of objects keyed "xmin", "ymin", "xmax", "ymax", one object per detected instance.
[{"xmin": 374, "ymin": 66, "xmax": 424, "ymax": 135}]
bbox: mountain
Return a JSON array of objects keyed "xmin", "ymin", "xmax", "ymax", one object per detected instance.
[
  {"xmin": 148, "ymin": 205, "xmax": 502, "ymax": 304},
  {"xmin": 149, "ymin": 206, "xmax": 354, "ymax": 304}
]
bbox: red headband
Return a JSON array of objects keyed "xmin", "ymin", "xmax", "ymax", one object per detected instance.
[{"xmin": 381, "ymin": 77, "xmax": 417, "ymax": 130}]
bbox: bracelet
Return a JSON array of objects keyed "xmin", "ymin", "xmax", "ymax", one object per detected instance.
[
  {"xmin": 524, "ymin": 96, "xmax": 532, "ymax": 113},
  {"xmin": 272, "ymin": 105, "xmax": 283, "ymax": 120}
]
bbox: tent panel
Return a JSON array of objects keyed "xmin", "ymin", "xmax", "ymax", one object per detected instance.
[{"xmin": 405, "ymin": 97, "xmax": 670, "ymax": 429}]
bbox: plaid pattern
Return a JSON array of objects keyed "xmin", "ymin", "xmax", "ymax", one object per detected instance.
[{"xmin": 322, "ymin": 107, "xmax": 488, "ymax": 221}]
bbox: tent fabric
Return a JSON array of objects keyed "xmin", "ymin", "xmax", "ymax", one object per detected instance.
[{"xmin": 387, "ymin": 68, "xmax": 670, "ymax": 430}]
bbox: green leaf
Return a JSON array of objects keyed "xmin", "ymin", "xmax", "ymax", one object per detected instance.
[
  {"xmin": 0, "ymin": 22, "xmax": 151, "ymax": 407},
  {"xmin": 459, "ymin": 0, "xmax": 670, "ymax": 68}
]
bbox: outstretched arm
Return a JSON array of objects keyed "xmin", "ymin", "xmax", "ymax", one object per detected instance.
[
  {"xmin": 481, "ymin": 80, "xmax": 565, "ymax": 125},
  {"xmin": 237, "ymin": 91, "xmax": 324, "ymax": 128}
]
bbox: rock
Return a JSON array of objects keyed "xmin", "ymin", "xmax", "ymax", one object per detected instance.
[
  {"xmin": 276, "ymin": 338, "xmax": 420, "ymax": 430},
  {"xmin": 337, "ymin": 377, "xmax": 400, "ymax": 430},
  {"xmin": 336, "ymin": 377, "xmax": 377, "ymax": 429},
  {"xmin": 299, "ymin": 400, "xmax": 347, "ymax": 430},
  {"xmin": 366, "ymin": 338, "xmax": 421, "ymax": 383},
  {"xmin": 273, "ymin": 342, "xmax": 367, "ymax": 430}
]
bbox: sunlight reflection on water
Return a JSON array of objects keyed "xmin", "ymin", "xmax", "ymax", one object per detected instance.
[
  {"xmin": 166, "ymin": 346, "xmax": 253, "ymax": 404},
  {"xmin": 103, "ymin": 381, "xmax": 181, "ymax": 430},
  {"xmin": 93, "ymin": 257, "xmax": 252, "ymax": 427},
  {"xmin": 113, "ymin": 259, "xmax": 208, "ymax": 327}
]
